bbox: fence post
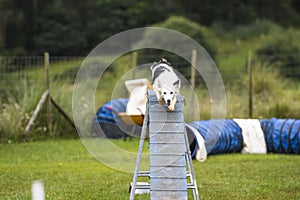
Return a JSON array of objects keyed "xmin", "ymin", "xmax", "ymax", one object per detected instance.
[
  {"xmin": 44, "ymin": 52, "xmax": 52, "ymax": 135},
  {"xmin": 190, "ymin": 49, "xmax": 197, "ymax": 89},
  {"xmin": 132, "ymin": 51, "xmax": 138, "ymax": 79},
  {"xmin": 24, "ymin": 90, "xmax": 50, "ymax": 141},
  {"xmin": 248, "ymin": 51, "xmax": 253, "ymax": 118},
  {"xmin": 189, "ymin": 49, "xmax": 197, "ymax": 121}
]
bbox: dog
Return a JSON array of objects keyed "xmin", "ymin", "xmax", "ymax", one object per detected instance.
[{"xmin": 150, "ymin": 58, "xmax": 181, "ymax": 111}]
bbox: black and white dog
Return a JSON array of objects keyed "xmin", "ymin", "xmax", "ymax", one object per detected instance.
[{"xmin": 150, "ymin": 58, "xmax": 181, "ymax": 111}]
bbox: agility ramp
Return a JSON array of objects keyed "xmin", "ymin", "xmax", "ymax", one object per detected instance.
[{"xmin": 130, "ymin": 90, "xmax": 199, "ymax": 200}]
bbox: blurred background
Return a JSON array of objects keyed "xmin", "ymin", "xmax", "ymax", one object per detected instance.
[
  {"xmin": 0, "ymin": 0, "xmax": 299, "ymax": 56},
  {"xmin": 0, "ymin": 0, "xmax": 300, "ymax": 141}
]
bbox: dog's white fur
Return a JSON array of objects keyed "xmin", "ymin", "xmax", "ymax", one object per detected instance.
[{"xmin": 151, "ymin": 59, "xmax": 181, "ymax": 111}]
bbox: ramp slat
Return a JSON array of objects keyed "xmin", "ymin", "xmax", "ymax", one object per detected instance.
[
  {"xmin": 150, "ymin": 133, "xmax": 185, "ymax": 144},
  {"xmin": 150, "ymin": 155, "xmax": 186, "ymax": 167},
  {"xmin": 150, "ymin": 166, "xmax": 187, "ymax": 178},
  {"xmin": 148, "ymin": 104, "xmax": 182, "ymax": 112},
  {"xmin": 151, "ymin": 191, "xmax": 187, "ymax": 200},
  {"xmin": 150, "ymin": 178, "xmax": 187, "ymax": 191},
  {"xmin": 149, "ymin": 122, "xmax": 185, "ymax": 133},
  {"xmin": 149, "ymin": 143, "xmax": 186, "ymax": 155}
]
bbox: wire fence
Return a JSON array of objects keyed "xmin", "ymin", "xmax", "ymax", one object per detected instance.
[
  {"xmin": 0, "ymin": 53, "xmax": 299, "ymax": 94},
  {"xmin": 0, "ymin": 56, "xmax": 83, "ymax": 88},
  {"xmin": 0, "ymin": 53, "xmax": 299, "ymax": 141}
]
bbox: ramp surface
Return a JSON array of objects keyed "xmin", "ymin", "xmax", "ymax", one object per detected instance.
[{"xmin": 148, "ymin": 90, "xmax": 188, "ymax": 200}]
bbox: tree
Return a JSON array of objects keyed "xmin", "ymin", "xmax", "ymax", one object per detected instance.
[
  {"xmin": 251, "ymin": 0, "xmax": 300, "ymax": 27},
  {"xmin": 134, "ymin": 16, "xmax": 218, "ymax": 84},
  {"xmin": 1, "ymin": 0, "xmax": 300, "ymax": 55},
  {"xmin": 175, "ymin": 0, "xmax": 300, "ymax": 29},
  {"xmin": 0, "ymin": 0, "xmax": 24, "ymax": 54},
  {"xmin": 256, "ymin": 29, "xmax": 300, "ymax": 79},
  {"xmin": 34, "ymin": 3, "xmax": 87, "ymax": 55}
]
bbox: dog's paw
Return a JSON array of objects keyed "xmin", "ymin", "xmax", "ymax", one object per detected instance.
[
  {"xmin": 158, "ymin": 98, "xmax": 165, "ymax": 105},
  {"xmin": 168, "ymin": 104, "xmax": 175, "ymax": 111}
]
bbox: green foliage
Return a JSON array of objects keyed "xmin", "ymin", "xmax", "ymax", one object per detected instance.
[
  {"xmin": 1, "ymin": 0, "xmax": 299, "ymax": 55},
  {"xmin": 227, "ymin": 20, "xmax": 282, "ymax": 40},
  {"xmin": 1, "ymin": 10, "xmax": 300, "ymax": 141},
  {"xmin": 178, "ymin": 0, "xmax": 300, "ymax": 30},
  {"xmin": 255, "ymin": 29, "xmax": 300, "ymax": 79},
  {"xmin": 34, "ymin": 4, "xmax": 87, "ymax": 55},
  {"xmin": 0, "ymin": 58, "xmax": 84, "ymax": 142},
  {"xmin": 180, "ymin": 0, "xmax": 255, "ymax": 28},
  {"xmin": 135, "ymin": 16, "xmax": 218, "ymax": 83},
  {"xmin": 1, "ymin": 52, "xmax": 300, "ymax": 142},
  {"xmin": 268, "ymin": 102, "xmax": 294, "ymax": 118},
  {"xmin": 164, "ymin": 16, "xmax": 217, "ymax": 52},
  {"xmin": 0, "ymin": 80, "xmax": 43, "ymax": 142},
  {"xmin": 251, "ymin": 0, "xmax": 300, "ymax": 27},
  {"xmin": 149, "ymin": 16, "xmax": 218, "ymax": 57},
  {"xmin": 0, "ymin": 0, "xmax": 173, "ymax": 55},
  {"xmin": 0, "ymin": 80, "xmax": 77, "ymax": 143},
  {"xmin": 237, "ymin": 63, "xmax": 300, "ymax": 118},
  {"xmin": 252, "ymin": 64, "xmax": 286, "ymax": 97}
]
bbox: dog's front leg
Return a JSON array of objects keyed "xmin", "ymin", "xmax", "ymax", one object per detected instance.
[
  {"xmin": 155, "ymin": 91, "xmax": 165, "ymax": 105},
  {"xmin": 168, "ymin": 96, "xmax": 177, "ymax": 111}
]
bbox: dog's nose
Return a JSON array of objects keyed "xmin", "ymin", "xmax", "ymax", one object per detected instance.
[{"xmin": 167, "ymin": 99, "xmax": 171, "ymax": 104}]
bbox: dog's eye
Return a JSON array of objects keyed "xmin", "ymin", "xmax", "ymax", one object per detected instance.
[
  {"xmin": 170, "ymin": 92, "xmax": 173, "ymax": 94},
  {"xmin": 163, "ymin": 92, "xmax": 166, "ymax": 95}
]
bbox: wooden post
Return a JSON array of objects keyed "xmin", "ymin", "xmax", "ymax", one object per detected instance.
[
  {"xmin": 190, "ymin": 49, "xmax": 197, "ymax": 121},
  {"xmin": 50, "ymin": 97, "xmax": 77, "ymax": 131},
  {"xmin": 44, "ymin": 52, "xmax": 52, "ymax": 135},
  {"xmin": 248, "ymin": 51, "xmax": 253, "ymax": 118},
  {"xmin": 24, "ymin": 90, "xmax": 49, "ymax": 141},
  {"xmin": 132, "ymin": 51, "xmax": 138, "ymax": 79},
  {"xmin": 190, "ymin": 49, "xmax": 197, "ymax": 89}
]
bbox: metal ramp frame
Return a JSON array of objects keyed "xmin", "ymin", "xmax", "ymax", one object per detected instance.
[{"xmin": 129, "ymin": 90, "xmax": 199, "ymax": 200}]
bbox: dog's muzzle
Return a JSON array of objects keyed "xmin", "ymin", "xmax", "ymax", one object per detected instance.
[{"xmin": 167, "ymin": 99, "xmax": 171, "ymax": 105}]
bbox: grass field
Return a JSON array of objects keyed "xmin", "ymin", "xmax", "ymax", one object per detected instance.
[{"xmin": 1, "ymin": 139, "xmax": 299, "ymax": 199}]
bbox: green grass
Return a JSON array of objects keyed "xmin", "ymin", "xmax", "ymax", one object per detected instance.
[{"xmin": 1, "ymin": 139, "xmax": 299, "ymax": 199}]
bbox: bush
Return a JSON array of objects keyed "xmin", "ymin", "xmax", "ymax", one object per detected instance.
[
  {"xmin": 0, "ymin": 80, "xmax": 43, "ymax": 142},
  {"xmin": 0, "ymin": 80, "xmax": 77, "ymax": 143},
  {"xmin": 255, "ymin": 29, "xmax": 300, "ymax": 79},
  {"xmin": 236, "ymin": 63, "xmax": 300, "ymax": 119},
  {"xmin": 157, "ymin": 16, "xmax": 218, "ymax": 57},
  {"xmin": 268, "ymin": 102, "xmax": 293, "ymax": 118},
  {"xmin": 252, "ymin": 65, "xmax": 287, "ymax": 97},
  {"xmin": 134, "ymin": 16, "xmax": 218, "ymax": 84},
  {"xmin": 136, "ymin": 16, "xmax": 218, "ymax": 56},
  {"xmin": 228, "ymin": 20, "xmax": 282, "ymax": 40}
]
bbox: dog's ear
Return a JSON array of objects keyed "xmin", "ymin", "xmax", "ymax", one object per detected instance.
[
  {"xmin": 173, "ymin": 80, "xmax": 180, "ymax": 92},
  {"xmin": 160, "ymin": 58, "xmax": 171, "ymax": 66},
  {"xmin": 150, "ymin": 62, "xmax": 158, "ymax": 70},
  {"xmin": 157, "ymin": 80, "xmax": 162, "ymax": 91}
]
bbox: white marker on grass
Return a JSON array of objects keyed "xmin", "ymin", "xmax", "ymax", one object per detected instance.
[{"xmin": 32, "ymin": 180, "xmax": 45, "ymax": 200}]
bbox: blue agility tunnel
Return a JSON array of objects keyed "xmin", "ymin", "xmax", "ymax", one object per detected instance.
[
  {"xmin": 92, "ymin": 99, "xmax": 300, "ymax": 156},
  {"xmin": 91, "ymin": 98, "xmax": 142, "ymax": 139},
  {"xmin": 188, "ymin": 119, "xmax": 243, "ymax": 155},
  {"xmin": 260, "ymin": 118, "xmax": 300, "ymax": 154},
  {"xmin": 95, "ymin": 98, "xmax": 128, "ymax": 124},
  {"xmin": 91, "ymin": 98, "xmax": 129, "ymax": 138}
]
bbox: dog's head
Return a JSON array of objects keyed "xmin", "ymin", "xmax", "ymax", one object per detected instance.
[
  {"xmin": 158, "ymin": 80, "xmax": 180, "ymax": 106},
  {"xmin": 150, "ymin": 58, "xmax": 171, "ymax": 71}
]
